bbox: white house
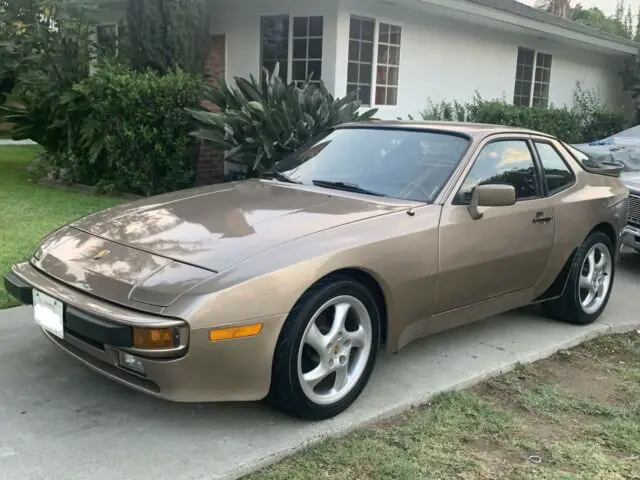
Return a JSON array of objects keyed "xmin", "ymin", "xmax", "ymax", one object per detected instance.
[
  {"xmin": 209, "ymin": 0, "xmax": 637, "ymax": 115},
  {"xmin": 92, "ymin": 0, "xmax": 639, "ymax": 182}
]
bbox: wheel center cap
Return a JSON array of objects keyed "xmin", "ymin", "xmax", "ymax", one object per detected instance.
[{"xmin": 332, "ymin": 344, "xmax": 341, "ymax": 355}]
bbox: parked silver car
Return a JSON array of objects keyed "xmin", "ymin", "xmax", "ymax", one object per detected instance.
[{"xmin": 571, "ymin": 128, "xmax": 640, "ymax": 252}]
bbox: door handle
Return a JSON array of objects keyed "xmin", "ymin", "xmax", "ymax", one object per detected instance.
[{"xmin": 532, "ymin": 212, "xmax": 553, "ymax": 224}]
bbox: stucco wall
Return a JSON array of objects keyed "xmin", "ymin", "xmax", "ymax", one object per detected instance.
[
  {"xmin": 212, "ymin": 0, "xmax": 628, "ymax": 120},
  {"xmin": 337, "ymin": 0, "xmax": 627, "ymax": 119}
]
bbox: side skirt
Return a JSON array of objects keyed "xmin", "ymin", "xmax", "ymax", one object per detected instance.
[{"xmin": 396, "ymin": 288, "xmax": 534, "ymax": 351}]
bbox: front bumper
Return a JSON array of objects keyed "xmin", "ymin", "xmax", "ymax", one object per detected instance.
[
  {"xmin": 5, "ymin": 262, "xmax": 287, "ymax": 402},
  {"xmin": 622, "ymin": 223, "xmax": 640, "ymax": 251}
]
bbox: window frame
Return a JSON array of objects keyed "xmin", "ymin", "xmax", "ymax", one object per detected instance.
[
  {"xmin": 347, "ymin": 15, "xmax": 376, "ymax": 105},
  {"xmin": 375, "ymin": 22, "xmax": 401, "ymax": 106},
  {"xmin": 530, "ymin": 138, "xmax": 577, "ymax": 197},
  {"xmin": 451, "ymin": 136, "xmax": 546, "ymax": 206},
  {"xmin": 259, "ymin": 14, "xmax": 324, "ymax": 85},
  {"xmin": 96, "ymin": 22, "xmax": 119, "ymax": 57},
  {"xmin": 513, "ymin": 47, "xmax": 553, "ymax": 108},
  {"xmin": 292, "ymin": 16, "xmax": 324, "ymax": 85},
  {"xmin": 346, "ymin": 14, "xmax": 402, "ymax": 107}
]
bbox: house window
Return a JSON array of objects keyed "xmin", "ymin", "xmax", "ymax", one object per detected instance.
[
  {"xmin": 292, "ymin": 16, "xmax": 323, "ymax": 85},
  {"xmin": 347, "ymin": 16, "xmax": 375, "ymax": 104},
  {"xmin": 375, "ymin": 23, "xmax": 401, "ymax": 105},
  {"xmin": 96, "ymin": 23, "xmax": 118, "ymax": 58},
  {"xmin": 347, "ymin": 16, "xmax": 402, "ymax": 106},
  {"xmin": 261, "ymin": 16, "xmax": 290, "ymax": 81},
  {"xmin": 260, "ymin": 15, "xmax": 324, "ymax": 84},
  {"xmin": 533, "ymin": 53, "xmax": 552, "ymax": 108},
  {"xmin": 513, "ymin": 47, "xmax": 552, "ymax": 108}
]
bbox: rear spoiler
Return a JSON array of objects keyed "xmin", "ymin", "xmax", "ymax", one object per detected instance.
[
  {"xmin": 579, "ymin": 156, "xmax": 625, "ymax": 177},
  {"xmin": 581, "ymin": 161, "xmax": 625, "ymax": 177}
]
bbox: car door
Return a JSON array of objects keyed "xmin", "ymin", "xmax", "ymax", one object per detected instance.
[{"xmin": 435, "ymin": 135, "xmax": 555, "ymax": 313}]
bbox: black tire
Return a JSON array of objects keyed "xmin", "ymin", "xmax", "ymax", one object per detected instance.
[
  {"xmin": 543, "ymin": 231, "xmax": 615, "ymax": 325},
  {"xmin": 266, "ymin": 274, "xmax": 381, "ymax": 420}
]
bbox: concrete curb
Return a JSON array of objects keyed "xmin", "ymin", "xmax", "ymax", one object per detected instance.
[{"xmin": 220, "ymin": 319, "xmax": 640, "ymax": 480}]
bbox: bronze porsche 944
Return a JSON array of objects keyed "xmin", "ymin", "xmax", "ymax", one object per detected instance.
[{"xmin": 5, "ymin": 121, "xmax": 629, "ymax": 419}]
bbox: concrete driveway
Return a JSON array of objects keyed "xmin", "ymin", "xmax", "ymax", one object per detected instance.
[{"xmin": 1, "ymin": 251, "xmax": 639, "ymax": 480}]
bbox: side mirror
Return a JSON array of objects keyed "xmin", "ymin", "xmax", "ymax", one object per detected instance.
[{"xmin": 468, "ymin": 184, "xmax": 516, "ymax": 220}]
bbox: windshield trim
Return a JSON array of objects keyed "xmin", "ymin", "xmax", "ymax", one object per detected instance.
[{"xmin": 333, "ymin": 124, "xmax": 474, "ymax": 143}]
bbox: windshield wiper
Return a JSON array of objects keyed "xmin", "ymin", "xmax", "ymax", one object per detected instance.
[
  {"xmin": 312, "ymin": 180, "xmax": 387, "ymax": 197},
  {"xmin": 261, "ymin": 172, "xmax": 302, "ymax": 184}
]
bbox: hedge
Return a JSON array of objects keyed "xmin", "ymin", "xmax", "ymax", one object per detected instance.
[
  {"xmin": 420, "ymin": 93, "xmax": 626, "ymax": 144},
  {"xmin": 57, "ymin": 63, "xmax": 204, "ymax": 196}
]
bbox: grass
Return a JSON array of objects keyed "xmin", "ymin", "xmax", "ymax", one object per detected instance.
[
  {"xmin": 249, "ymin": 333, "xmax": 640, "ymax": 480},
  {"xmin": 0, "ymin": 146, "xmax": 122, "ymax": 309}
]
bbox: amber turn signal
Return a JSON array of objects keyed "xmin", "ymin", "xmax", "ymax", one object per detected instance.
[
  {"xmin": 209, "ymin": 324, "xmax": 263, "ymax": 342},
  {"xmin": 133, "ymin": 328, "xmax": 175, "ymax": 349}
]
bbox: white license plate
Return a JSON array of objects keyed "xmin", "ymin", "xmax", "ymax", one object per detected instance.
[{"xmin": 33, "ymin": 290, "xmax": 64, "ymax": 339}]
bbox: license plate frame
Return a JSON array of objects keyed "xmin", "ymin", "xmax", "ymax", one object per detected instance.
[{"xmin": 33, "ymin": 290, "xmax": 64, "ymax": 339}]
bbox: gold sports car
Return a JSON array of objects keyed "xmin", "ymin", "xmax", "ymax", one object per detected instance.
[{"xmin": 4, "ymin": 121, "xmax": 629, "ymax": 420}]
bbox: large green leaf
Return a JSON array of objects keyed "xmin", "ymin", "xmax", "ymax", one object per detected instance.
[{"xmin": 191, "ymin": 64, "xmax": 377, "ymax": 175}]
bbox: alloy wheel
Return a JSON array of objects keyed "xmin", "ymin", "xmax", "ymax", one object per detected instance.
[
  {"xmin": 578, "ymin": 242, "xmax": 612, "ymax": 315},
  {"xmin": 297, "ymin": 295, "xmax": 373, "ymax": 406}
]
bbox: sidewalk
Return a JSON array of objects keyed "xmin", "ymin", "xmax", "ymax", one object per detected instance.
[
  {"xmin": 0, "ymin": 139, "xmax": 36, "ymax": 146},
  {"xmin": 0, "ymin": 252, "xmax": 638, "ymax": 480}
]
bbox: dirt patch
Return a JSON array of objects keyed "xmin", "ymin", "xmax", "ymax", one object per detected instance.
[{"xmin": 476, "ymin": 335, "xmax": 638, "ymax": 407}]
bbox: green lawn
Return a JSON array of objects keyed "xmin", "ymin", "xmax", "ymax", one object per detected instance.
[
  {"xmin": 0, "ymin": 146, "xmax": 122, "ymax": 309},
  {"xmin": 250, "ymin": 333, "xmax": 640, "ymax": 480}
]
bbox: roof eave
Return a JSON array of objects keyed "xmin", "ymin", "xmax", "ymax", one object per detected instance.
[{"xmin": 419, "ymin": 0, "xmax": 638, "ymax": 56}]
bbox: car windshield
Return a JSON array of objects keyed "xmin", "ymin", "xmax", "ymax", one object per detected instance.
[{"xmin": 265, "ymin": 127, "xmax": 471, "ymax": 203}]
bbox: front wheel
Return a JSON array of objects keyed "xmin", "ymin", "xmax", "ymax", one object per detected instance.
[
  {"xmin": 543, "ymin": 231, "xmax": 615, "ymax": 325},
  {"xmin": 267, "ymin": 275, "xmax": 381, "ymax": 420}
]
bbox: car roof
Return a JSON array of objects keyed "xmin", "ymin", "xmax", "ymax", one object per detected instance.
[{"xmin": 337, "ymin": 120, "xmax": 555, "ymax": 140}]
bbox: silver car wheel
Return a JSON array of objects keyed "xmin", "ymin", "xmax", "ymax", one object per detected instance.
[
  {"xmin": 297, "ymin": 295, "xmax": 373, "ymax": 406},
  {"xmin": 578, "ymin": 242, "xmax": 612, "ymax": 315}
]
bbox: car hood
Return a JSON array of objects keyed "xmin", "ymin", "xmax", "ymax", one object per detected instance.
[
  {"xmin": 70, "ymin": 180, "xmax": 406, "ymax": 272},
  {"xmin": 621, "ymin": 171, "xmax": 640, "ymax": 193}
]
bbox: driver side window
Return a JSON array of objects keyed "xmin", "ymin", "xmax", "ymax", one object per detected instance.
[{"xmin": 454, "ymin": 139, "xmax": 540, "ymax": 205}]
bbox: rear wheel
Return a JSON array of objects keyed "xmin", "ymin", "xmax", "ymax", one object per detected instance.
[
  {"xmin": 543, "ymin": 231, "xmax": 614, "ymax": 325},
  {"xmin": 267, "ymin": 275, "xmax": 381, "ymax": 420}
]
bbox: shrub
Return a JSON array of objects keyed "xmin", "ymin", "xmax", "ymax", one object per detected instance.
[
  {"xmin": 419, "ymin": 87, "xmax": 625, "ymax": 144},
  {"xmin": 1, "ymin": 0, "xmax": 93, "ymax": 152},
  {"xmin": 189, "ymin": 65, "xmax": 378, "ymax": 177},
  {"xmin": 573, "ymin": 81, "xmax": 625, "ymax": 141},
  {"xmin": 57, "ymin": 62, "xmax": 204, "ymax": 196}
]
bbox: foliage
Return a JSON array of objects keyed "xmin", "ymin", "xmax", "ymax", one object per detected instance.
[
  {"xmin": 118, "ymin": 0, "xmax": 211, "ymax": 75},
  {"xmin": 0, "ymin": 0, "xmax": 93, "ymax": 150},
  {"xmin": 622, "ymin": 53, "xmax": 640, "ymax": 120},
  {"xmin": 419, "ymin": 87, "xmax": 625, "ymax": 144},
  {"xmin": 573, "ymin": 81, "xmax": 626, "ymax": 141},
  {"xmin": 0, "ymin": 0, "xmax": 93, "ymax": 102},
  {"xmin": 573, "ymin": 4, "xmax": 632, "ymax": 39},
  {"xmin": 189, "ymin": 65, "xmax": 378, "ymax": 177},
  {"xmin": 535, "ymin": 0, "xmax": 634, "ymax": 40},
  {"xmin": 47, "ymin": 62, "xmax": 204, "ymax": 196}
]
